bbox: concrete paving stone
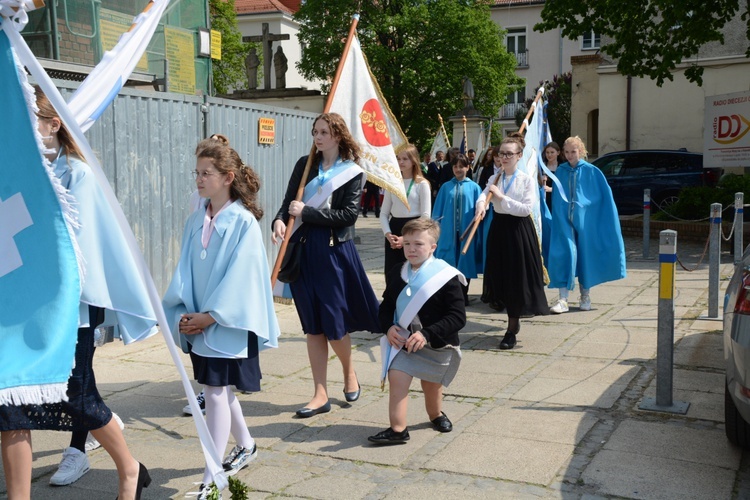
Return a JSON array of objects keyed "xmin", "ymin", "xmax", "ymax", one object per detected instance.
[
  {"xmin": 674, "ymin": 332, "xmax": 725, "ymax": 370},
  {"xmin": 640, "ymin": 387, "xmax": 725, "ymax": 423},
  {"xmin": 283, "ymin": 475, "xmax": 378, "ymax": 499},
  {"xmin": 582, "ymin": 449, "xmax": 735, "ymax": 500},
  {"xmin": 580, "ymin": 325, "xmax": 656, "ymax": 345},
  {"xmin": 512, "ymin": 376, "xmax": 631, "ymax": 409},
  {"xmin": 241, "ymin": 465, "xmax": 314, "ymax": 495},
  {"xmin": 260, "ymin": 351, "xmax": 312, "ymax": 378},
  {"xmin": 564, "ymin": 340, "xmax": 656, "ymax": 361},
  {"xmin": 512, "ymin": 330, "xmax": 571, "ymax": 355},
  {"xmin": 471, "ymin": 404, "xmax": 598, "ymax": 445},
  {"xmin": 458, "ymin": 350, "xmax": 543, "ymax": 376},
  {"xmin": 583, "ymin": 285, "xmax": 637, "ymax": 305},
  {"xmin": 647, "ymin": 367, "xmax": 724, "ymax": 394},
  {"xmin": 611, "ymin": 271, "xmax": 657, "ymax": 287},
  {"xmin": 538, "ymin": 308, "xmax": 613, "ymax": 324},
  {"xmin": 382, "ymin": 480, "xmax": 517, "ymax": 499},
  {"xmin": 445, "ymin": 371, "xmax": 516, "ymax": 398},
  {"xmin": 425, "ymin": 433, "xmax": 573, "ymax": 485},
  {"xmin": 536, "ymin": 358, "xmax": 641, "ymax": 385},
  {"xmin": 688, "ymin": 316, "xmax": 724, "ymax": 331},
  {"xmin": 338, "ymin": 393, "xmax": 473, "ymax": 429},
  {"xmin": 604, "ymin": 419, "xmax": 741, "ymax": 468}
]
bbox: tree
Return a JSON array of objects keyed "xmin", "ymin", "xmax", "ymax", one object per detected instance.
[
  {"xmin": 517, "ymin": 73, "xmax": 572, "ymax": 144},
  {"xmin": 535, "ymin": 0, "xmax": 749, "ymax": 86},
  {"xmin": 295, "ymin": 0, "xmax": 522, "ymax": 151},
  {"xmin": 210, "ymin": 0, "xmax": 253, "ymax": 95}
]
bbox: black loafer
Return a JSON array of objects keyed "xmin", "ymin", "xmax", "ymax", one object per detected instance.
[
  {"xmin": 295, "ymin": 400, "xmax": 331, "ymax": 418},
  {"xmin": 368, "ymin": 427, "xmax": 410, "ymax": 444},
  {"xmin": 344, "ymin": 382, "xmax": 361, "ymax": 403},
  {"xmin": 499, "ymin": 331, "xmax": 517, "ymax": 350},
  {"xmin": 431, "ymin": 412, "xmax": 453, "ymax": 433}
]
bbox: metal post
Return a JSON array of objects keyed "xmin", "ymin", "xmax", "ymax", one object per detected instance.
[
  {"xmin": 643, "ymin": 188, "xmax": 651, "ymax": 258},
  {"xmin": 708, "ymin": 203, "xmax": 722, "ymax": 318},
  {"xmin": 639, "ymin": 230, "xmax": 689, "ymax": 414},
  {"xmin": 735, "ymin": 193, "xmax": 744, "ymax": 265}
]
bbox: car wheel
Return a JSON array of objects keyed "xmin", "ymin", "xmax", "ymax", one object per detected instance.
[
  {"xmin": 655, "ymin": 193, "xmax": 680, "ymax": 212},
  {"xmin": 725, "ymin": 382, "xmax": 750, "ymax": 449}
]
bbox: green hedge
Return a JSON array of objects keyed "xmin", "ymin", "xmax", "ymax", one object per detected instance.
[{"xmin": 654, "ymin": 175, "xmax": 750, "ymax": 220}]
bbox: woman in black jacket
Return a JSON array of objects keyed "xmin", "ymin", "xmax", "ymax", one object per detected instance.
[{"xmin": 272, "ymin": 113, "xmax": 380, "ymax": 418}]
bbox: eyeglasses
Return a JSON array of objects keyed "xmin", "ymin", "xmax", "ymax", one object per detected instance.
[
  {"xmin": 495, "ymin": 152, "xmax": 520, "ymax": 159},
  {"xmin": 192, "ymin": 170, "xmax": 222, "ymax": 180}
]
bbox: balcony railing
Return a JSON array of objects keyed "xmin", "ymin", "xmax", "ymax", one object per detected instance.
[
  {"xmin": 514, "ymin": 50, "xmax": 529, "ymax": 67},
  {"xmin": 501, "ymin": 102, "xmax": 524, "ymax": 120}
]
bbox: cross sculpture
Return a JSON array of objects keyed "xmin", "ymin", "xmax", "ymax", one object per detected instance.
[
  {"xmin": 0, "ymin": 193, "xmax": 33, "ymax": 278},
  {"xmin": 243, "ymin": 23, "xmax": 290, "ymax": 90}
]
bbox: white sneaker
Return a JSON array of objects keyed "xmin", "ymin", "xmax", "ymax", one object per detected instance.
[
  {"xmin": 187, "ymin": 483, "xmax": 222, "ymax": 499},
  {"xmin": 580, "ymin": 295, "xmax": 592, "ymax": 311},
  {"xmin": 49, "ymin": 447, "xmax": 90, "ymax": 486},
  {"xmin": 222, "ymin": 443, "xmax": 258, "ymax": 476},
  {"xmin": 550, "ymin": 299, "xmax": 569, "ymax": 314},
  {"xmin": 183, "ymin": 391, "xmax": 206, "ymax": 416},
  {"xmin": 85, "ymin": 412, "xmax": 124, "ymax": 452}
]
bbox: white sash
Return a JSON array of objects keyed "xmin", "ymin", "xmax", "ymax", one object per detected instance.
[{"xmin": 289, "ymin": 160, "xmax": 363, "ymax": 236}]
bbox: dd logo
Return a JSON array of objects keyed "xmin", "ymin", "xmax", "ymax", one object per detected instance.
[{"xmin": 714, "ymin": 114, "xmax": 750, "ymax": 144}]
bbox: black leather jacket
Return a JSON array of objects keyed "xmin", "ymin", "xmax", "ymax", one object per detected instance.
[{"xmin": 273, "ymin": 155, "xmax": 362, "ymax": 244}]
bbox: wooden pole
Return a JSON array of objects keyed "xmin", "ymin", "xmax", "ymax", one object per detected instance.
[
  {"xmin": 270, "ymin": 14, "xmax": 360, "ymax": 287},
  {"xmin": 460, "ymin": 88, "xmax": 544, "ymax": 255}
]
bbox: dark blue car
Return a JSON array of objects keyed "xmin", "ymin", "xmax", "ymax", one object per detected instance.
[{"xmin": 591, "ymin": 150, "xmax": 722, "ymax": 215}]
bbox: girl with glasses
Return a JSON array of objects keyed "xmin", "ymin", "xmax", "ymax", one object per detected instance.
[{"xmin": 475, "ymin": 134, "xmax": 549, "ymax": 350}]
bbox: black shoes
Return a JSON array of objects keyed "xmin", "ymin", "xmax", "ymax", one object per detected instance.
[
  {"xmin": 115, "ymin": 462, "xmax": 150, "ymax": 500},
  {"xmin": 431, "ymin": 412, "xmax": 453, "ymax": 432},
  {"xmin": 344, "ymin": 382, "xmax": 361, "ymax": 402},
  {"xmin": 295, "ymin": 400, "xmax": 331, "ymax": 418},
  {"xmin": 499, "ymin": 326, "xmax": 519, "ymax": 350},
  {"xmin": 368, "ymin": 427, "xmax": 410, "ymax": 445}
]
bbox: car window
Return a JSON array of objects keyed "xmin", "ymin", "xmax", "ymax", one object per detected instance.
[
  {"xmin": 621, "ymin": 154, "xmax": 654, "ymax": 176},
  {"xmin": 595, "ymin": 155, "xmax": 625, "ymax": 176}
]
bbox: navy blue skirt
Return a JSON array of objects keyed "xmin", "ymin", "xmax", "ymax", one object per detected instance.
[
  {"xmin": 290, "ymin": 225, "xmax": 381, "ymax": 339},
  {"xmin": 0, "ymin": 306, "xmax": 113, "ymax": 432},
  {"xmin": 189, "ymin": 331, "xmax": 261, "ymax": 392}
]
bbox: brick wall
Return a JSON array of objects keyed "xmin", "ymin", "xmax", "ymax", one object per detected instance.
[{"xmin": 57, "ymin": 18, "xmax": 96, "ymax": 66}]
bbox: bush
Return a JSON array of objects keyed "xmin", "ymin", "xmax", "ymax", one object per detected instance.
[{"xmin": 659, "ymin": 174, "xmax": 750, "ymax": 220}]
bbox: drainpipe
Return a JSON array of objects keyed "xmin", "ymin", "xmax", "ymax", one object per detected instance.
[
  {"xmin": 558, "ymin": 28, "xmax": 563, "ymax": 75},
  {"xmin": 626, "ymin": 75, "xmax": 632, "ymax": 150}
]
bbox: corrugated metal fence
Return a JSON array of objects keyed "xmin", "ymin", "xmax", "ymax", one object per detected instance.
[{"xmin": 58, "ymin": 82, "xmax": 318, "ymax": 294}]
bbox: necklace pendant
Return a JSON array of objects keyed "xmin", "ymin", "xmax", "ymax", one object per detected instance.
[
  {"xmin": 406, "ymin": 286, "xmax": 412, "ymax": 297},
  {"xmin": 200, "ymin": 249, "xmax": 207, "ymax": 260}
]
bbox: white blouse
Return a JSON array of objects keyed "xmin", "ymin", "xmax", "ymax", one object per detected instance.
[
  {"xmin": 476, "ymin": 168, "xmax": 534, "ymax": 218},
  {"xmin": 380, "ymin": 178, "xmax": 431, "ymax": 234}
]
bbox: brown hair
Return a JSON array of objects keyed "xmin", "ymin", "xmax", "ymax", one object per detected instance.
[
  {"xmin": 480, "ymin": 147, "xmax": 494, "ymax": 168},
  {"xmin": 34, "ymin": 86, "xmax": 84, "ymax": 160},
  {"xmin": 563, "ymin": 136, "xmax": 588, "ymax": 158},
  {"xmin": 312, "ymin": 113, "xmax": 360, "ymax": 163},
  {"xmin": 400, "ymin": 144, "xmax": 425, "ymax": 182},
  {"xmin": 450, "ymin": 154, "xmax": 469, "ymax": 170},
  {"xmin": 402, "ymin": 217, "xmax": 440, "ymax": 243},
  {"xmin": 196, "ymin": 141, "xmax": 263, "ymax": 220},
  {"xmin": 501, "ymin": 132, "xmax": 525, "ymax": 153}
]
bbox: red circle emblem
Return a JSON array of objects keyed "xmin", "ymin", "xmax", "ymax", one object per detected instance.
[{"xmin": 359, "ymin": 98, "xmax": 391, "ymax": 147}]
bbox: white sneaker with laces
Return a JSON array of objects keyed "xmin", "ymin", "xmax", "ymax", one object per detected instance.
[
  {"xmin": 187, "ymin": 483, "xmax": 221, "ymax": 499},
  {"xmin": 85, "ymin": 412, "xmax": 124, "ymax": 452},
  {"xmin": 222, "ymin": 443, "xmax": 258, "ymax": 476},
  {"xmin": 183, "ymin": 391, "xmax": 206, "ymax": 416},
  {"xmin": 49, "ymin": 447, "xmax": 90, "ymax": 486},
  {"xmin": 580, "ymin": 295, "xmax": 592, "ymax": 311},
  {"xmin": 550, "ymin": 299, "xmax": 569, "ymax": 314}
]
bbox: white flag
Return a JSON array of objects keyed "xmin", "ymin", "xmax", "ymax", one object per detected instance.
[
  {"xmin": 328, "ymin": 36, "xmax": 409, "ymax": 206},
  {"xmin": 429, "ymin": 128, "xmax": 449, "ymax": 161},
  {"xmin": 518, "ymin": 91, "xmax": 546, "ymax": 239}
]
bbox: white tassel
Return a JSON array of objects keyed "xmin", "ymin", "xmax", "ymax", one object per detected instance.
[{"xmin": 0, "ymin": 383, "xmax": 69, "ymax": 406}]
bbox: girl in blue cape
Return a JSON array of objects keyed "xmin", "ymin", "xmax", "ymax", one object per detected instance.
[
  {"xmin": 432, "ymin": 154, "xmax": 483, "ymax": 305},
  {"xmin": 0, "ymin": 88, "xmax": 156, "ymax": 500},
  {"xmin": 548, "ymin": 136, "xmax": 626, "ymax": 313},
  {"xmin": 163, "ymin": 141, "xmax": 280, "ymax": 498}
]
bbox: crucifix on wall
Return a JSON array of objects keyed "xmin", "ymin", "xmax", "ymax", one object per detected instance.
[{"xmin": 243, "ymin": 23, "xmax": 290, "ymax": 90}]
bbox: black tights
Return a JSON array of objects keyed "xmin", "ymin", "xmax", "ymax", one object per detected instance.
[{"xmin": 507, "ymin": 316, "xmax": 520, "ymax": 333}]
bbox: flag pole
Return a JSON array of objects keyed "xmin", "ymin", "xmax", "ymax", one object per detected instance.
[
  {"xmin": 438, "ymin": 113, "xmax": 450, "ymax": 146},
  {"xmin": 461, "ymin": 87, "xmax": 545, "ymax": 255},
  {"xmin": 462, "ymin": 115, "xmax": 467, "ymax": 153},
  {"xmin": 271, "ymin": 14, "xmax": 361, "ymax": 287}
]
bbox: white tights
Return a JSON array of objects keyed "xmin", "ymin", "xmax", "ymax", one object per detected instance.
[
  {"xmin": 559, "ymin": 286, "xmax": 590, "ymax": 300},
  {"xmin": 202, "ymin": 385, "xmax": 254, "ymax": 484}
]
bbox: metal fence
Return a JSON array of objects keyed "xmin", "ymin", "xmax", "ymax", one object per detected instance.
[{"xmin": 56, "ymin": 81, "xmax": 317, "ymax": 294}]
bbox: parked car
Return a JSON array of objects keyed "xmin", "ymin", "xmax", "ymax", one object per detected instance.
[
  {"xmin": 591, "ymin": 149, "xmax": 722, "ymax": 215},
  {"xmin": 724, "ymin": 249, "xmax": 750, "ymax": 448}
]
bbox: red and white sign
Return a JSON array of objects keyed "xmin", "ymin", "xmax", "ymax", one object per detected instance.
[{"xmin": 704, "ymin": 90, "xmax": 750, "ymax": 168}]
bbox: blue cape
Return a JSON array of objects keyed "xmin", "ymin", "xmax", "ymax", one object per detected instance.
[
  {"xmin": 548, "ymin": 159, "xmax": 626, "ymax": 290},
  {"xmin": 163, "ymin": 200, "xmax": 280, "ymax": 358},
  {"xmin": 432, "ymin": 178, "xmax": 483, "ymax": 279}
]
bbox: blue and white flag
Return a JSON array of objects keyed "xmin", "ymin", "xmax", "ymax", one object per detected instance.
[
  {"xmin": 0, "ymin": 31, "xmax": 80, "ymax": 405},
  {"xmin": 518, "ymin": 88, "xmax": 546, "ymax": 240}
]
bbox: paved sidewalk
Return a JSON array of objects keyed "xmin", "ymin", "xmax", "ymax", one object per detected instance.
[{"xmin": 2, "ymin": 216, "xmax": 747, "ymax": 499}]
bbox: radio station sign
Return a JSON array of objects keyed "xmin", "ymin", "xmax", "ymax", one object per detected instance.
[
  {"xmin": 704, "ymin": 90, "xmax": 750, "ymax": 168},
  {"xmin": 258, "ymin": 118, "xmax": 275, "ymax": 144}
]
